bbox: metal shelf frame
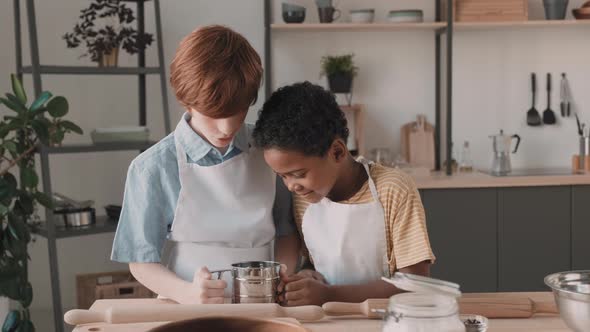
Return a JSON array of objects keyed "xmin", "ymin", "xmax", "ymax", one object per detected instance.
[
  {"xmin": 12, "ymin": 0, "xmax": 170, "ymax": 331},
  {"xmin": 263, "ymin": 0, "xmax": 454, "ymax": 174}
]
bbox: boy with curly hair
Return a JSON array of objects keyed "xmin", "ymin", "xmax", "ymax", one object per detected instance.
[{"xmin": 253, "ymin": 82, "xmax": 435, "ymax": 305}]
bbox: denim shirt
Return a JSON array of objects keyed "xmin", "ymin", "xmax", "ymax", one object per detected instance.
[{"xmin": 111, "ymin": 113, "xmax": 295, "ymax": 263}]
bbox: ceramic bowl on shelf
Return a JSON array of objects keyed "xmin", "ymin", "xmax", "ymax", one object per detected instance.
[
  {"xmin": 387, "ymin": 9, "xmax": 424, "ymax": 23},
  {"xmin": 350, "ymin": 9, "xmax": 375, "ymax": 23},
  {"xmin": 282, "ymin": 2, "xmax": 306, "ymax": 23}
]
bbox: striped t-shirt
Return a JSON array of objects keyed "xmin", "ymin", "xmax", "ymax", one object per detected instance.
[{"xmin": 293, "ymin": 163, "xmax": 436, "ymax": 275}]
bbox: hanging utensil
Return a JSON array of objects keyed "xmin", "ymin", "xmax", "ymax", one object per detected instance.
[
  {"xmin": 543, "ymin": 73, "xmax": 556, "ymax": 125},
  {"xmin": 576, "ymin": 112, "xmax": 583, "ymax": 136},
  {"xmin": 560, "ymin": 73, "xmax": 571, "ymax": 118},
  {"xmin": 527, "ymin": 73, "xmax": 542, "ymax": 126}
]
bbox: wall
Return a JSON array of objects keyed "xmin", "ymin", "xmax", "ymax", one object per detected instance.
[{"xmin": 271, "ymin": 0, "xmax": 590, "ymax": 169}]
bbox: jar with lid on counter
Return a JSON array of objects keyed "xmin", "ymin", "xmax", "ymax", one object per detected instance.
[{"xmin": 382, "ymin": 273, "xmax": 465, "ymax": 332}]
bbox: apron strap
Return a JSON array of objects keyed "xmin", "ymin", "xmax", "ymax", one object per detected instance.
[
  {"xmin": 174, "ymin": 121, "xmax": 189, "ymax": 168},
  {"xmin": 360, "ymin": 159, "xmax": 380, "ymax": 202}
]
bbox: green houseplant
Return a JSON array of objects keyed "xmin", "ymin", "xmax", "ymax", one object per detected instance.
[
  {"xmin": 63, "ymin": 0, "xmax": 154, "ymax": 67},
  {"xmin": 320, "ymin": 54, "xmax": 358, "ymax": 94},
  {"xmin": 0, "ymin": 75, "xmax": 83, "ymax": 331}
]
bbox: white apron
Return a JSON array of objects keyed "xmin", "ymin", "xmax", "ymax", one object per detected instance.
[
  {"xmin": 302, "ymin": 160, "xmax": 390, "ymax": 285},
  {"xmin": 164, "ymin": 122, "xmax": 276, "ymax": 297}
]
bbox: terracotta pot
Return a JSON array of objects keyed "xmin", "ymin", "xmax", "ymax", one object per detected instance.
[
  {"xmin": 98, "ymin": 47, "xmax": 119, "ymax": 67},
  {"xmin": 149, "ymin": 316, "xmax": 308, "ymax": 332}
]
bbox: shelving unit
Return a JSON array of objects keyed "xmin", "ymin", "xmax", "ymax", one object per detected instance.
[
  {"xmin": 264, "ymin": 0, "xmax": 454, "ymax": 174},
  {"xmin": 265, "ymin": 1, "xmax": 590, "ymax": 175},
  {"xmin": 12, "ymin": 0, "xmax": 170, "ymax": 331}
]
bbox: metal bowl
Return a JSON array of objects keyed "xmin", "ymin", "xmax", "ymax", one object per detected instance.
[
  {"xmin": 54, "ymin": 207, "xmax": 96, "ymax": 227},
  {"xmin": 545, "ymin": 270, "xmax": 590, "ymax": 332},
  {"xmin": 149, "ymin": 316, "xmax": 307, "ymax": 332}
]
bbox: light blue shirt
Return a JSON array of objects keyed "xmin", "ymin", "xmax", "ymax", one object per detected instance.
[{"xmin": 111, "ymin": 113, "xmax": 295, "ymax": 263}]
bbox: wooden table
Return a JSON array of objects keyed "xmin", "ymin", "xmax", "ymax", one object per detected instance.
[{"xmin": 72, "ymin": 293, "xmax": 570, "ymax": 332}]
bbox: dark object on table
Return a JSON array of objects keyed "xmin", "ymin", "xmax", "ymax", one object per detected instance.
[{"xmin": 105, "ymin": 205, "xmax": 122, "ymax": 221}]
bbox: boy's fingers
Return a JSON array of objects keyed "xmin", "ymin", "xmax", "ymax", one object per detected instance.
[
  {"xmin": 284, "ymin": 289, "xmax": 305, "ymax": 301},
  {"xmin": 203, "ymin": 279, "xmax": 227, "ymax": 289},
  {"xmin": 278, "ymin": 280, "xmax": 287, "ymax": 293},
  {"xmin": 205, "ymin": 287, "xmax": 225, "ymax": 298},
  {"xmin": 203, "ymin": 297, "xmax": 224, "ymax": 304},
  {"xmin": 285, "ymin": 278, "xmax": 307, "ymax": 292},
  {"xmin": 196, "ymin": 266, "xmax": 211, "ymax": 281},
  {"xmin": 286, "ymin": 299, "xmax": 307, "ymax": 307},
  {"xmin": 279, "ymin": 264, "xmax": 288, "ymax": 280},
  {"xmin": 286, "ymin": 274, "xmax": 306, "ymax": 284}
]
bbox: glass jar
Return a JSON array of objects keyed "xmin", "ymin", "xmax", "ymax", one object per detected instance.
[
  {"xmin": 383, "ymin": 293, "xmax": 465, "ymax": 332},
  {"xmin": 381, "ymin": 273, "xmax": 465, "ymax": 332}
]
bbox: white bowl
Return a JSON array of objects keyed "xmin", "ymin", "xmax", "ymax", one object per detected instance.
[
  {"xmin": 350, "ymin": 9, "xmax": 374, "ymax": 23},
  {"xmin": 387, "ymin": 9, "xmax": 424, "ymax": 23}
]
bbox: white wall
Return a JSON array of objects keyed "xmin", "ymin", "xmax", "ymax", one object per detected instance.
[
  {"xmin": 0, "ymin": 1, "xmax": 264, "ymax": 329},
  {"xmin": 1, "ymin": 0, "xmax": 589, "ymax": 330},
  {"xmin": 271, "ymin": 0, "xmax": 590, "ymax": 169}
]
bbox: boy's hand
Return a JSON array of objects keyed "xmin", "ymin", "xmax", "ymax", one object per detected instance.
[
  {"xmin": 284, "ymin": 275, "xmax": 331, "ymax": 306},
  {"xmin": 182, "ymin": 267, "xmax": 227, "ymax": 304},
  {"xmin": 295, "ymin": 269, "xmax": 328, "ymax": 284}
]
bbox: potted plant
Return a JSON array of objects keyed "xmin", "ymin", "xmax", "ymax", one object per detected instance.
[
  {"xmin": 63, "ymin": 0, "xmax": 154, "ymax": 67},
  {"xmin": 320, "ymin": 54, "xmax": 358, "ymax": 94},
  {"xmin": 0, "ymin": 75, "xmax": 83, "ymax": 331}
]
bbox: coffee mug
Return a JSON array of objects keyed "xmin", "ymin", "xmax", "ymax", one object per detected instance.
[{"xmin": 318, "ymin": 6, "xmax": 341, "ymax": 23}]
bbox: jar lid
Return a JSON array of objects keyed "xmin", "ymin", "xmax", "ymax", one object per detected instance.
[{"xmin": 382, "ymin": 273, "xmax": 462, "ymax": 298}]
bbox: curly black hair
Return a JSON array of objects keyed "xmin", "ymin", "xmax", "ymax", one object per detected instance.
[{"xmin": 252, "ymin": 81, "xmax": 349, "ymax": 157}]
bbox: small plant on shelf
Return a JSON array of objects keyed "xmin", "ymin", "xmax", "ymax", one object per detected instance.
[
  {"xmin": 63, "ymin": 0, "xmax": 154, "ymax": 67},
  {"xmin": 320, "ymin": 53, "xmax": 358, "ymax": 94},
  {"xmin": 0, "ymin": 75, "xmax": 83, "ymax": 331}
]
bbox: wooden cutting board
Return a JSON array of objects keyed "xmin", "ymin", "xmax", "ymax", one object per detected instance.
[{"xmin": 401, "ymin": 115, "xmax": 435, "ymax": 170}]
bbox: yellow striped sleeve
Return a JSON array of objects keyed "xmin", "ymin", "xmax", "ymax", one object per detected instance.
[{"xmin": 291, "ymin": 163, "xmax": 436, "ymax": 273}]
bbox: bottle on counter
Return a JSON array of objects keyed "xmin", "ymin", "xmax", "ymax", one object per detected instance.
[
  {"xmin": 382, "ymin": 273, "xmax": 466, "ymax": 332},
  {"xmin": 459, "ymin": 140, "xmax": 474, "ymax": 173}
]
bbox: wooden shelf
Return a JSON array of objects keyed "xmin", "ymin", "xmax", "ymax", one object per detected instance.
[
  {"xmin": 36, "ymin": 141, "xmax": 157, "ymax": 154},
  {"xmin": 271, "ymin": 20, "xmax": 590, "ymax": 32},
  {"xmin": 455, "ymin": 19, "xmax": 590, "ymax": 30},
  {"xmin": 21, "ymin": 65, "xmax": 161, "ymax": 75},
  {"xmin": 35, "ymin": 216, "xmax": 118, "ymax": 239},
  {"xmin": 271, "ymin": 22, "xmax": 446, "ymax": 32}
]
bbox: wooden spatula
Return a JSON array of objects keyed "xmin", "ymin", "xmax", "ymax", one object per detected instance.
[
  {"xmin": 322, "ymin": 295, "xmax": 557, "ymax": 319},
  {"xmin": 64, "ymin": 303, "xmax": 324, "ymax": 326}
]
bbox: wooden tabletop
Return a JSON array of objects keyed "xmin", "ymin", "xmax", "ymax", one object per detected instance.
[
  {"xmin": 72, "ymin": 293, "xmax": 570, "ymax": 332},
  {"xmin": 412, "ymin": 170, "xmax": 590, "ymax": 189}
]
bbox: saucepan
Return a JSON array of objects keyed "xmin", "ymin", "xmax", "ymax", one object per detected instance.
[{"xmin": 211, "ymin": 261, "xmax": 281, "ymax": 304}]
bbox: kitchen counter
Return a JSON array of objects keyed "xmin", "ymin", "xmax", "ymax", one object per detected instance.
[
  {"xmin": 71, "ymin": 293, "xmax": 569, "ymax": 332},
  {"xmin": 412, "ymin": 169, "xmax": 590, "ymax": 189}
]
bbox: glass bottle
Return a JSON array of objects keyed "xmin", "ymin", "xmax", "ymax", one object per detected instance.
[{"xmin": 459, "ymin": 141, "xmax": 474, "ymax": 173}]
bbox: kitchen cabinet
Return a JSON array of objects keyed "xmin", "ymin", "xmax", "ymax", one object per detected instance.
[
  {"xmin": 498, "ymin": 187, "xmax": 570, "ymax": 292},
  {"xmin": 572, "ymin": 186, "xmax": 590, "ymax": 270},
  {"xmin": 421, "ymin": 189, "xmax": 497, "ymax": 292}
]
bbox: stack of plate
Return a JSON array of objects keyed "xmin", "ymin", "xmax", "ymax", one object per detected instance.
[
  {"xmin": 91, "ymin": 126, "xmax": 149, "ymax": 144},
  {"xmin": 387, "ymin": 9, "xmax": 424, "ymax": 23}
]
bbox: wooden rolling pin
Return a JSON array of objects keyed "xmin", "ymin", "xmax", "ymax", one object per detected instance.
[
  {"xmin": 64, "ymin": 303, "xmax": 324, "ymax": 326},
  {"xmin": 323, "ymin": 295, "xmax": 557, "ymax": 319}
]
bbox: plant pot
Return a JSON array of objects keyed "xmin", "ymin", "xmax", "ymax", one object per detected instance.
[
  {"xmin": 0, "ymin": 297, "xmax": 9, "ymax": 327},
  {"xmin": 543, "ymin": 0, "xmax": 569, "ymax": 20},
  {"xmin": 98, "ymin": 47, "xmax": 119, "ymax": 67},
  {"xmin": 327, "ymin": 72, "xmax": 353, "ymax": 93}
]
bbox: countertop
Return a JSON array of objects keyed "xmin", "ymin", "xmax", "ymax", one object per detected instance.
[
  {"xmin": 411, "ymin": 169, "xmax": 590, "ymax": 189},
  {"xmin": 71, "ymin": 293, "xmax": 570, "ymax": 332}
]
